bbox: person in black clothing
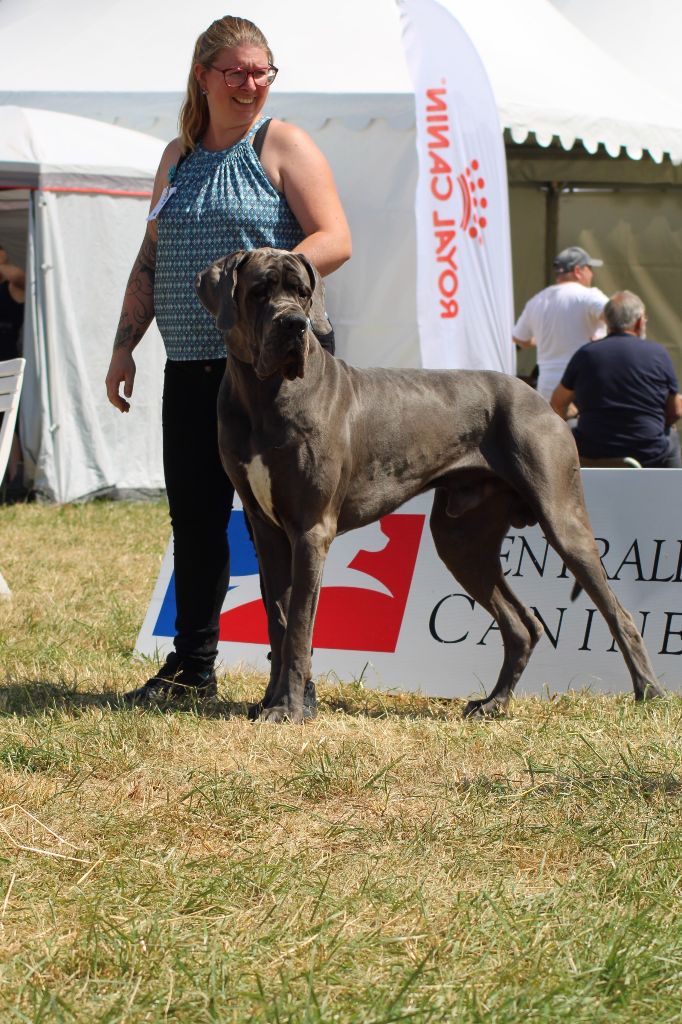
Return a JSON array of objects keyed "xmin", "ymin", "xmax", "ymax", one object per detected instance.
[
  {"xmin": 550, "ymin": 291, "xmax": 682, "ymax": 467},
  {"xmin": 0, "ymin": 241, "xmax": 25, "ymax": 361},
  {"xmin": 0, "ymin": 241, "xmax": 26, "ymax": 494}
]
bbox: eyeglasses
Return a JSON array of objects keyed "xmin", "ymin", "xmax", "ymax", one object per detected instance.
[{"xmin": 208, "ymin": 64, "xmax": 278, "ymax": 88}]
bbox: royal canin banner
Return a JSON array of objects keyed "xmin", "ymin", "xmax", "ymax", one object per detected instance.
[{"xmin": 399, "ymin": 0, "xmax": 515, "ymax": 372}]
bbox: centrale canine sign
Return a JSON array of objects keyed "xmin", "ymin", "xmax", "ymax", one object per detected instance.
[{"xmin": 137, "ymin": 471, "xmax": 681, "ymax": 699}]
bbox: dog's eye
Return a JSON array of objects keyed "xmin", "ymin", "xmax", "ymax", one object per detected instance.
[{"xmin": 298, "ymin": 287, "xmax": 310, "ymax": 300}]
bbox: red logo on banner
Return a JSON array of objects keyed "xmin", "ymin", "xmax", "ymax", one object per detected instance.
[
  {"xmin": 457, "ymin": 160, "xmax": 488, "ymax": 243},
  {"xmin": 219, "ymin": 514, "xmax": 425, "ymax": 652}
]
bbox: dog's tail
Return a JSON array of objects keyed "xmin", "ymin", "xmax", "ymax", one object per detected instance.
[{"xmin": 571, "ymin": 580, "xmax": 583, "ymax": 601}]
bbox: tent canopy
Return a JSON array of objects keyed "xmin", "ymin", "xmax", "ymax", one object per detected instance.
[
  {"xmin": 1, "ymin": 0, "xmax": 682, "ymax": 162},
  {"xmin": 552, "ymin": 0, "xmax": 682, "ymax": 110},
  {"xmin": 0, "ymin": 105, "xmax": 164, "ymax": 192}
]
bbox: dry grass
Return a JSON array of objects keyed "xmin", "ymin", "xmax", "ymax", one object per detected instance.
[{"xmin": 0, "ymin": 501, "xmax": 681, "ymax": 1023}]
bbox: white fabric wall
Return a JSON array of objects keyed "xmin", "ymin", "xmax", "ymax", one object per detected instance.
[
  {"xmin": 21, "ymin": 190, "xmax": 165, "ymax": 503},
  {"xmin": 313, "ymin": 120, "xmax": 420, "ymax": 369}
]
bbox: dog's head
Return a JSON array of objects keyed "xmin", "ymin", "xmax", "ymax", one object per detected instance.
[{"xmin": 195, "ymin": 247, "xmax": 330, "ymax": 381}]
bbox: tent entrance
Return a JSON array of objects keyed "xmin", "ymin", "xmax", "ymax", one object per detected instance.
[
  {"xmin": 0, "ymin": 189, "xmax": 29, "ymax": 501},
  {"xmin": 507, "ymin": 138, "xmax": 682, "ymax": 382}
]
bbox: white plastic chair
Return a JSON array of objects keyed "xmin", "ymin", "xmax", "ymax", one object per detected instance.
[{"xmin": 0, "ymin": 357, "xmax": 26, "ymax": 598}]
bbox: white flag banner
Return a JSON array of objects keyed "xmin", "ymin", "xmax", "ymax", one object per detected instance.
[{"xmin": 399, "ymin": 0, "xmax": 515, "ymax": 372}]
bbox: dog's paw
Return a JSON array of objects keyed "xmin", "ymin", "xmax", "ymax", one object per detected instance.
[
  {"xmin": 636, "ymin": 681, "xmax": 666, "ymax": 702},
  {"xmin": 259, "ymin": 702, "xmax": 304, "ymax": 724},
  {"xmin": 462, "ymin": 697, "xmax": 508, "ymax": 720}
]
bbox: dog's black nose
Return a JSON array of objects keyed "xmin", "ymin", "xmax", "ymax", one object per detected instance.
[{"xmin": 278, "ymin": 313, "xmax": 308, "ymax": 336}]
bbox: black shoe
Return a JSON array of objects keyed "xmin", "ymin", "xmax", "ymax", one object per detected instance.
[
  {"xmin": 247, "ymin": 679, "xmax": 317, "ymax": 721},
  {"xmin": 122, "ymin": 652, "xmax": 217, "ymax": 708}
]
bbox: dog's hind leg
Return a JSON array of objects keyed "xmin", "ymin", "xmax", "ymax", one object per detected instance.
[
  {"xmin": 430, "ymin": 490, "xmax": 543, "ymax": 718},
  {"xmin": 486, "ymin": 425, "xmax": 662, "ymax": 702},
  {"xmin": 538, "ymin": 500, "xmax": 663, "ymax": 701}
]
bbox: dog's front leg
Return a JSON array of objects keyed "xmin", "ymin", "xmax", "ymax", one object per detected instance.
[
  {"xmin": 260, "ymin": 525, "xmax": 333, "ymax": 724},
  {"xmin": 247, "ymin": 516, "xmax": 293, "ymax": 714}
]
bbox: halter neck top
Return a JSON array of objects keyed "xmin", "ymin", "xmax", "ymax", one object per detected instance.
[{"xmin": 154, "ymin": 116, "xmax": 304, "ymax": 361}]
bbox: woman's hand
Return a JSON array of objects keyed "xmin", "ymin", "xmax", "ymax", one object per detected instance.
[{"xmin": 106, "ymin": 347, "xmax": 137, "ymax": 413}]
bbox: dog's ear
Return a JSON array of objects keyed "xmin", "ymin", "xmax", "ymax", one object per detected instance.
[
  {"xmin": 195, "ymin": 251, "xmax": 248, "ymax": 332},
  {"xmin": 295, "ymin": 253, "xmax": 333, "ymax": 338}
]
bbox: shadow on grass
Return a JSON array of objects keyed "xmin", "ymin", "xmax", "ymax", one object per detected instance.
[
  {"xmin": 0, "ymin": 680, "xmax": 251, "ymax": 720},
  {"xmin": 0, "ymin": 678, "xmax": 464, "ymax": 723}
]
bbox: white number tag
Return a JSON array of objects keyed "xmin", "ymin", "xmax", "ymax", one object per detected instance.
[{"xmin": 146, "ymin": 186, "xmax": 177, "ymax": 222}]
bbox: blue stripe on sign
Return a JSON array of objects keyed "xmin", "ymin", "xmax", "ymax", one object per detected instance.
[{"xmin": 153, "ymin": 509, "xmax": 259, "ymax": 638}]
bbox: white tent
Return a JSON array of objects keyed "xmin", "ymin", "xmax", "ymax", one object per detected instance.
[
  {"xmin": 0, "ymin": 107, "xmax": 166, "ymax": 503},
  {"xmin": 2, "ymin": 0, "xmax": 682, "ymax": 161},
  {"xmin": 2, "ymin": 17, "xmax": 681, "ymax": 194},
  {"xmin": 550, "ymin": 0, "xmax": 682, "ymax": 111},
  {"xmin": 1, "ymin": 0, "xmax": 682, "ymax": 501},
  {"xmin": 3, "ymin": 0, "xmax": 682, "ymax": 368}
]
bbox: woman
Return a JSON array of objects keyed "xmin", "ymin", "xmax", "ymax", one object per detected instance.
[{"xmin": 105, "ymin": 15, "xmax": 351, "ymax": 706}]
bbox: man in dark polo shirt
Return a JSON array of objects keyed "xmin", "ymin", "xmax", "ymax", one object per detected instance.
[{"xmin": 550, "ymin": 291, "xmax": 682, "ymax": 467}]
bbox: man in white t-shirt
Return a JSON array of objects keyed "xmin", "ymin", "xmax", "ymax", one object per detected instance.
[{"xmin": 513, "ymin": 246, "xmax": 608, "ymax": 401}]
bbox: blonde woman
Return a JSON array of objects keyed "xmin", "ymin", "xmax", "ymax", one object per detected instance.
[{"xmin": 106, "ymin": 15, "xmax": 351, "ymax": 707}]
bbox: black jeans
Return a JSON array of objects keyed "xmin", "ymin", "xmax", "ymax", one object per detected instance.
[{"xmin": 163, "ymin": 358, "xmax": 233, "ymax": 671}]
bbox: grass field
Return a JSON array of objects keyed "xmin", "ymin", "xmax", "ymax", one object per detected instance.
[{"xmin": 0, "ymin": 501, "xmax": 681, "ymax": 1023}]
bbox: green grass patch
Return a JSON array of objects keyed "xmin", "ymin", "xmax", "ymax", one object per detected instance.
[{"xmin": 0, "ymin": 500, "xmax": 681, "ymax": 1022}]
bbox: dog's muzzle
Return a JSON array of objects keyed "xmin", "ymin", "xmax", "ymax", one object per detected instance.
[{"xmin": 256, "ymin": 312, "xmax": 310, "ymax": 381}]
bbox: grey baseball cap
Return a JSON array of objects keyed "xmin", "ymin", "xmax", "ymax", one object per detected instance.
[{"xmin": 553, "ymin": 246, "xmax": 603, "ymax": 273}]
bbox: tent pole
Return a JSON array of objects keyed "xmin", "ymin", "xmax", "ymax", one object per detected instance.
[{"xmin": 544, "ymin": 181, "xmax": 562, "ymax": 285}]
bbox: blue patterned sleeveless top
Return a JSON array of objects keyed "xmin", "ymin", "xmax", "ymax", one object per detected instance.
[{"xmin": 155, "ymin": 117, "xmax": 304, "ymax": 361}]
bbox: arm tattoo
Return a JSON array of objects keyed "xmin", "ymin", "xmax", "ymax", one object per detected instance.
[
  {"xmin": 113, "ymin": 232, "xmax": 158, "ymax": 352},
  {"xmin": 138, "ymin": 231, "xmax": 158, "ymax": 274}
]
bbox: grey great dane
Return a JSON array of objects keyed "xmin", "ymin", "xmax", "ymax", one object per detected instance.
[{"xmin": 195, "ymin": 247, "xmax": 663, "ymax": 723}]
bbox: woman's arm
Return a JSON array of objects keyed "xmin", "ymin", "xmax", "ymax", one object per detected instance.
[
  {"xmin": 105, "ymin": 228, "xmax": 158, "ymax": 412},
  {"xmin": 261, "ymin": 120, "xmax": 352, "ymax": 276},
  {"xmin": 0, "ymin": 261, "xmax": 26, "ymax": 303},
  {"xmin": 105, "ymin": 139, "xmax": 182, "ymax": 412}
]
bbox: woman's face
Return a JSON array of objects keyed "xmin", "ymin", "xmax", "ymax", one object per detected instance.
[{"xmin": 196, "ymin": 44, "xmax": 272, "ymax": 126}]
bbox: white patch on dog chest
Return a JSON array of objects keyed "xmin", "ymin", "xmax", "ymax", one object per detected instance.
[{"xmin": 244, "ymin": 455, "xmax": 278, "ymax": 524}]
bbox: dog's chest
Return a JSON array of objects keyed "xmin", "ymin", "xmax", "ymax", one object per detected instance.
[{"xmin": 242, "ymin": 455, "xmax": 278, "ymax": 525}]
